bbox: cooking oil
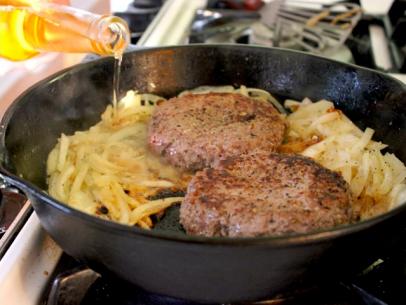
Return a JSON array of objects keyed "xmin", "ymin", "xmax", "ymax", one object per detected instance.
[
  {"xmin": 112, "ymin": 54, "xmax": 122, "ymax": 114},
  {"xmin": 0, "ymin": 0, "xmax": 67, "ymax": 5},
  {"xmin": 0, "ymin": 3, "xmax": 130, "ymax": 61}
]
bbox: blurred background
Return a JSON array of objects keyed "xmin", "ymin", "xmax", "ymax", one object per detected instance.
[{"xmin": 1, "ymin": 0, "xmax": 405, "ymax": 118}]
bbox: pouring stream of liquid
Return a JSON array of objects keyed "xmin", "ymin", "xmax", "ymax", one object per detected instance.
[{"xmin": 112, "ymin": 53, "xmax": 122, "ymax": 116}]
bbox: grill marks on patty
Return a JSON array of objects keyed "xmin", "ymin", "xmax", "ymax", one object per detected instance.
[
  {"xmin": 148, "ymin": 93, "xmax": 287, "ymax": 171},
  {"xmin": 180, "ymin": 153, "xmax": 356, "ymax": 237}
]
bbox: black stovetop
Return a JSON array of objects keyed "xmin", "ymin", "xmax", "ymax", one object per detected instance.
[{"xmin": 41, "ymin": 246, "xmax": 406, "ymax": 305}]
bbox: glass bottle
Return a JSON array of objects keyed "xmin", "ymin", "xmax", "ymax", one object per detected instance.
[
  {"xmin": 0, "ymin": 0, "xmax": 70, "ymax": 5},
  {"xmin": 0, "ymin": 2, "xmax": 130, "ymax": 61}
]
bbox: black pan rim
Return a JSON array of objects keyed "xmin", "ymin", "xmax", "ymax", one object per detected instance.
[{"xmin": 1, "ymin": 44, "xmax": 406, "ymax": 246}]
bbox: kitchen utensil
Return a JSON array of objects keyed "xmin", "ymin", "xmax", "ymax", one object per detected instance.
[{"xmin": 262, "ymin": 1, "xmax": 362, "ymax": 51}]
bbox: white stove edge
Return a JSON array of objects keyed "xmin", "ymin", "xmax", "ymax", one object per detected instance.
[
  {"xmin": 391, "ymin": 74, "xmax": 406, "ymax": 85},
  {"xmin": 0, "ymin": 211, "xmax": 63, "ymax": 305}
]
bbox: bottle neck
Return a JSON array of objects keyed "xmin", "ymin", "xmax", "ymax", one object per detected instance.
[{"xmin": 88, "ymin": 15, "xmax": 130, "ymax": 58}]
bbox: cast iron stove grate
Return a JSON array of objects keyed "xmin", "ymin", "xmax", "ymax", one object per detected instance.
[{"xmin": 43, "ymin": 250, "xmax": 406, "ymax": 305}]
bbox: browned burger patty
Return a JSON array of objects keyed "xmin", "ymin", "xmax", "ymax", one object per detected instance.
[
  {"xmin": 180, "ymin": 153, "xmax": 357, "ymax": 237},
  {"xmin": 148, "ymin": 93, "xmax": 286, "ymax": 171}
]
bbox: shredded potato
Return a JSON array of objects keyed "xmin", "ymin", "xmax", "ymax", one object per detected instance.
[
  {"xmin": 47, "ymin": 90, "xmax": 190, "ymax": 228},
  {"xmin": 47, "ymin": 86, "xmax": 286, "ymax": 228},
  {"xmin": 284, "ymin": 99, "xmax": 406, "ymax": 219},
  {"xmin": 47, "ymin": 86, "xmax": 406, "ymax": 229}
]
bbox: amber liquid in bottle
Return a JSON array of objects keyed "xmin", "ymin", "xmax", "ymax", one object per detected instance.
[
  {"xmin": 0, "ymin": 4, "xmax": 129, "ymax": 60},
  {"xmin": 0, "ymin": 0, "xmax": 69, "ymax": 6},
  {"xmin": 0, "ymin": 3, "xmax": 129, "ymax": 112}
]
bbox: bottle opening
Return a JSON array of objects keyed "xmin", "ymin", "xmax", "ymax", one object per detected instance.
[{"xmin": 92, "ymin": 15, "xmax": 130, "ymax": 57}]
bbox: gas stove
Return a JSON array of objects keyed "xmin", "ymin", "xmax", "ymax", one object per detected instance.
[
  {"xmin": 1, "ymin": 1, "xmax": 406, "ymax": 305},
  {"xmin": 41, "ymin": 253, "xmax": 406, "ymax": 305}
]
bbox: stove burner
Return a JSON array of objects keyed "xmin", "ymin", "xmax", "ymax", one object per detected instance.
[{"xmin": 47, "ymin": 266, "xmax": 100, "ymax": 305}]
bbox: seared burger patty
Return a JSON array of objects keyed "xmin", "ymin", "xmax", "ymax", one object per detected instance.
[
  {"xmin": 180, "ymin": 153, "xmax": 356, "ymax": 237},
  {"xmin": 148, "ymin": 93, "xmax": 286, "ymax": 171}
]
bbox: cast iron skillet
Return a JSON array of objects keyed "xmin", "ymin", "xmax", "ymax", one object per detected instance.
[{"xmin": 1, "ymin": 45, "xmax": 406, "ymax": 303}]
